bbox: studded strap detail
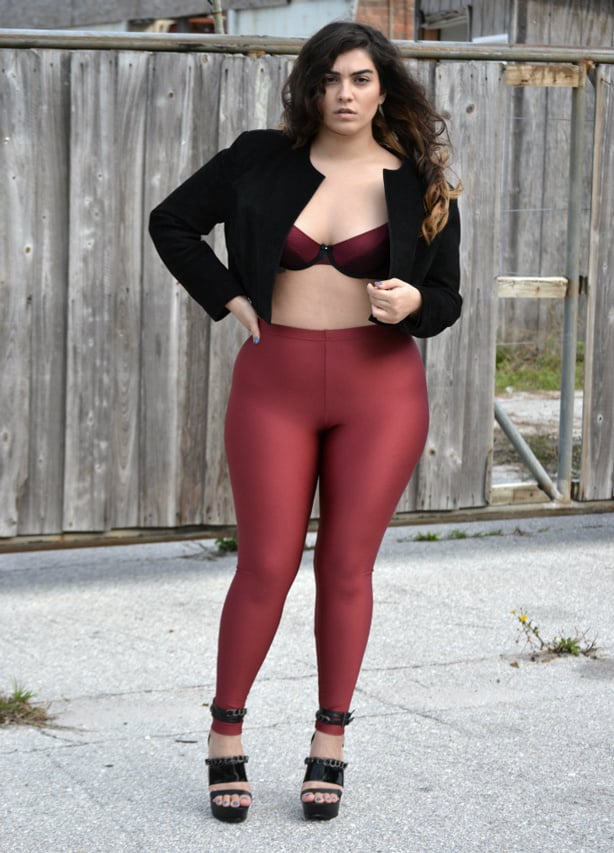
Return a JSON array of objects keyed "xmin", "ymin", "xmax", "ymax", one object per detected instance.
[
  {"xmin": 209, "ymin": 698, "xmax": 247, "ymax": 723},
  {"xmin": 304, "ymin": 757, "xmax": 347, "ymax": 770},
  {"xmin": 205, "ymin": 755, "xmax": 249, "ymax": 767},
  {"xmin": 315, "ymin": 707, "xmax": 354, "ymax": 727}
]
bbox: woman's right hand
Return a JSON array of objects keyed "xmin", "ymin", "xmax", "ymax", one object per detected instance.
[{"xmin": 225, "ymin": 295, "xmax": 261, "ymax": 343}]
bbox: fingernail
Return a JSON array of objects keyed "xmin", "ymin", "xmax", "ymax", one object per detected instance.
[
  {"xmin": 253, "ymin": 336, "xmax": 259, "ymax": 344},
  {"xmin": 375, "ymin": 280, "xmax": 382, "ymax": 287}
]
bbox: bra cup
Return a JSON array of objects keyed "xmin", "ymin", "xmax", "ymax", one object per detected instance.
[{"xmin": 280, "ymin": 224, "xmax": 389, "ymax": 280}]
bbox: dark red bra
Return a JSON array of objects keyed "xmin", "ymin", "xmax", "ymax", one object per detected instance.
[{"xmin": 279, "ymin": 223, "xmax": 389, "ymax": 280}]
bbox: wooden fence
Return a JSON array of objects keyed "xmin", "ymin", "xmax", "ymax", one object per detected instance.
[{"xmin": 1, "ymin": 41, "xmax": 613, "ymax": 539}]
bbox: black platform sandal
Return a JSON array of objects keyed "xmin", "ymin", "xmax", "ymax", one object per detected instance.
[
  {"xmin": 206, "ymin": 699, "xmax": 251, "ymax": 823},
  {"xmin": 301, "ymin": 708, "xmax": 353, "ymax": 821}
]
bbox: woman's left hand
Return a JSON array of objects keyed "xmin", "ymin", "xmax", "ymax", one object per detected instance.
[{"xmin": 366, "ymin": 278, "xmax": 423, "ymax": 324}]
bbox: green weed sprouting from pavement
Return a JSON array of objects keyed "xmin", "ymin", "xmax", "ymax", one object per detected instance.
[
  {"xmin": 215, "ymin": 536, "xmax": 238, "ymax": 553},
  {"xmin": 414, "ymin": 531, "xmax": 441, "ymax": 542},
  {"xmin": 0, "ymin": 684, "xmax": 52, "ymax": 727},
  {"xmin": 510, "ymin": 609, "xmax": 598, "ymax": 660},
  {"xmin": 471, "ymin": 529, "xmax": 504, "ymax": 538}
]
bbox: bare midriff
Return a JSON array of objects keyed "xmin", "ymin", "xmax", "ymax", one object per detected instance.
[
  {"xmin": 271, "ymin": 266, "xmax": 374, "ymax": 329},
  {"xmin": 270, "ymin": 142, "xmax": 401, "ymax": 330}
]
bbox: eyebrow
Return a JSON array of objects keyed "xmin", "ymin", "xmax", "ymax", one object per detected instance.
[{"xmin": 326, "ymin": 69, "xmax": 375, "ymax": 76}]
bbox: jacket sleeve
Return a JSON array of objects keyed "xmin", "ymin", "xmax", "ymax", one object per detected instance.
[
  {"xmin": 148, "ymin": 134, "xmax": 249, "ymax": 321},
  {"xmin": 398, "ymin": 198, "xmax": 462, "ymax": 338}
]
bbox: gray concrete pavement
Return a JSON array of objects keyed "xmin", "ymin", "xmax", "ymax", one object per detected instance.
[{"xmin": 1, "ymin": 512, "xmax": 613, "ymax": 853}]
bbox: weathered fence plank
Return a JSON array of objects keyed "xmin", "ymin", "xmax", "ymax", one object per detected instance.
[
  {"xmin": 394, "ymin": 59, "xmax": 433, "ymax": 515},
  {"xmin": 140, "ymin": 52, "xmax": 200, "ymax": 528},
  {"xmin": 63, "ymin": 51, "xmax": 118, "ymax": 531},
  {"xmin": 0, "ymin": 51, "xmax": 70, "ymax": 537},
  {"xmin": 109, "ymin": 51, "xmax": 149, "ymax": 529},
  {"xmin": 173, "ymin": 55, "xmax": 218, "ymax": 527},
  {"xmin": 581, "ymin": 65, "xmax": 614, "ymax": 500},
  {"xmin": 417, "ymin": 61, "xmax": 503, "ymax": 510},
  {"xmin": 17, "ymin": 50, "xmax": 71, "ymax": 535},
  {"xmin": 0, "ymin": 51, "xmax": 35, "ymax": 537},
  {"xmin": 202, "ymin": 54, "xmax": 248, "ymax": 525}
]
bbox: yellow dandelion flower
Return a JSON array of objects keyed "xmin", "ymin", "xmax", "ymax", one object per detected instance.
[{"xmin": 519, "ymin": 614, "xmax": 528, "ymax": 623}]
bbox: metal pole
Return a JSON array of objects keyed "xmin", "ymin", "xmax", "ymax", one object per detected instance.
[
  {"xmin": 494, "ymin": 402, "xmax": 563, "ymax": 501},
  {"xmin": 211, "ymin": 0, "xmax": 225, "ymax": 35},
  {"xmin": 557, "ymin": 75, "xmax": 586, "ymax": 499}
]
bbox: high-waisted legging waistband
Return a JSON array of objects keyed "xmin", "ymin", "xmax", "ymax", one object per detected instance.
[{"xmin": 262, "ymin": 321, "xmax": 393, "ymax": 341}]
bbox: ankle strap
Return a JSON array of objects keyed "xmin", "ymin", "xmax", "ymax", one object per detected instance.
[
  {"xmin": 210, "ymin": 698, "xmax": 247, "ymax": 724},
  {"xmin": 315, "ymin": 707, "xmax": 354, "ymax": 727}
]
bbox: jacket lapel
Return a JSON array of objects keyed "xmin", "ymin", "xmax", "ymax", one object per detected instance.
[
  {"xmin": 384, "ymin": 159, "xmax": 423, "ymax": 278},
  {"xmin": 268, "ymin": 144, "xmax": 324, "ymax": 243}
]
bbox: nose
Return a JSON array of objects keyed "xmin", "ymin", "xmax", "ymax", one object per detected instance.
[{"xmin": 338, "ymin": 78, "xmax": 353, "ymax": 100}]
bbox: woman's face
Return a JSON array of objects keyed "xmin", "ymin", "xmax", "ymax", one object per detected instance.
[{"xmin": 318, "ymin": 48, "xmax": 385, "ymax": 137}]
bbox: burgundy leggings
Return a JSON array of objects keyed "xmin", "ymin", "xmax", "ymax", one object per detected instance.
[{"xmin": 212, "ymin": 322, "xmax": 429, "ymax": 735}]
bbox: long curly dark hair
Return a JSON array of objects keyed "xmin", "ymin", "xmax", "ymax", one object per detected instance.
[{"xmin": 281, "ymin": 21, "xmax": 461, "ymax": 243}]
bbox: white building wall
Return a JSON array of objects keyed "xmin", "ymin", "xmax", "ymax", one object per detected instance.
[{"xmin": 227, "ymin": 0, "xmax": 356, "ymax": 38}]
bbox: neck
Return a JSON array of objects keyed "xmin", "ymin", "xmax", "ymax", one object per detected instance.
[{"xmin": 311, "ymin": 126, "xmax": 381, "ymax": 162}]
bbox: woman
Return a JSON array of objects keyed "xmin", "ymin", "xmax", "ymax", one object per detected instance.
[{"xmin": 149, "ymin": 21, "xmax": 462, "ymax": 823}]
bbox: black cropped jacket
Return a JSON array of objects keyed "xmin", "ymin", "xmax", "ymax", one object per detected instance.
[{"xmin": 149, "ymin": 129, "xmax": 461, "ymax": 338}]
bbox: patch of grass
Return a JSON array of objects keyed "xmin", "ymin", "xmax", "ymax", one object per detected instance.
[
  {"xmin": 447, "ymin": 529, "xmax": 468, "ymax": 539},
  {"xmin": 0, "ymin": 684, "xmax": 52, "ymax": 728},
  {"xmin": 495, "ymin": 340, "xmax": 584, "ymax": 395},
  {"xmin": 414, "ymin": 531, "xmax": 441, "ymax": 542},
  {"xmin": 550, "ymin": 636, "xmax": 582, "ymax": 656},
  {"xmin": 472, "ymin": 528, "xmax": 504, "ymax": 538},
  {"xmin": 215, "ymin": 536, "xmax": 238, "ymax": 553}
]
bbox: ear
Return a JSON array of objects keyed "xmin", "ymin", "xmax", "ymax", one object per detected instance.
[{"xmin": 379, "ymin": 92, "xmax": 386, "ymax": 105}]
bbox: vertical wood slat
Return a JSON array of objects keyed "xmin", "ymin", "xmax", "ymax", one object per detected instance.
[
  {"xmin": 580, "ymin": 66, "xmax": 614, "ymax": 500},
  {"xmin": 394, "ymin": 59, "xmax": 433, "ymax": 514},
  {"xmin": 417, "ymin": 61, "xmax": 504, "ymax": 510},
  {"xmin": 17, "ymin": 50, "xmax": 70, "ymax": 535},
  {"xmin": 582, "ymin": 0, "xmax": 614, "ymax": 48},
  {"xmin": 110, "ymin": 51, "xmax": 148, "ymax": 529},
  {"xmin": 0, "ymin": 51, "xmax": 34, "ymax": 537},
  {"xmin": 174, "ymin": 55, "xmax": 217, "ymax": 526},
  {"xmin": 140, "ymin": 52, "xmax": 199, "ymax": 528},
  {"xmin": 63, "ymin": 51, "xmax": 117, "ymax": 531},
  {"xmin": 469, "ymin": 0, "xmax": 509, "ymax": 37},
  {"xmin": 202, "ymin": 54, "xmax": 244, "ymax": 526}
]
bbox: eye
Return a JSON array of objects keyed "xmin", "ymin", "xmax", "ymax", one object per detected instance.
[
  {"xmin": 355, "ymin": 75, "xmax": 371, "ymax": 84},
  {"xmin": 323, "ymin": 74, "xmax": 338, "ymax": 85}
]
